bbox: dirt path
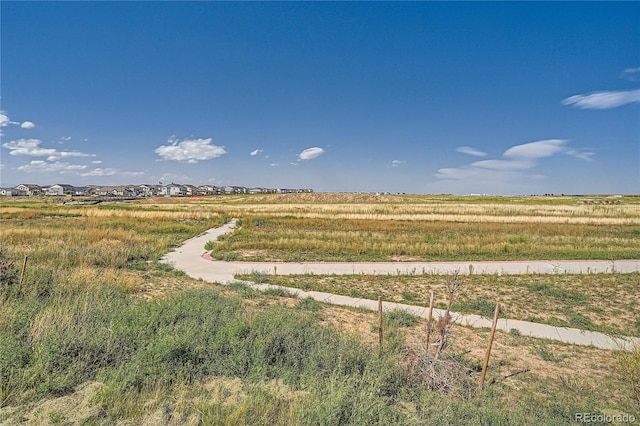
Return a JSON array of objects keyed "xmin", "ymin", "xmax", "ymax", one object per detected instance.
[{"xmin": 160, "ymin": 219, "xmax": 640, "ymax": 351}]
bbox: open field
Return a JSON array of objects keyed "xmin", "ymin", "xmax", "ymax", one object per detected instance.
[
  {"xmin": 138, "ymin": 193, "xmax": 640, "ymax": 262},
  {"xmin": 1, "ymin": 196, "xmax": 639, "ymax": 424}
]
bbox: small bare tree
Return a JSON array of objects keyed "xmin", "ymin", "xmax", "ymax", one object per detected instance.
[
  {"xmin": 434, "ymin": 270, "xmax": 462, "ymax": 360},
  {"xmin": 403, "ymin": 270, "xmax": 475, "ymax": 399}
]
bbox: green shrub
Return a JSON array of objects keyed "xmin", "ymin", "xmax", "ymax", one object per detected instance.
[
  {"xmin": 263, "ymin": 287, "xmax": 295, "ymax": 298},
  {"xmin": 384, "ymin": 310, "xmax": 419, "ymax": 328},
  {"xmin": 0, "ymin": 247, "xmax": 19, "ymax": 296},
  {"xmin": 616, "ymin": 344, "xmax": 640, "ymax": 405},
  {"xmin": 454, "ymin": 299, "xmax": 497, "ymax": 318},
  {"xmin": 296, "ymin": 297, "xmax": 321, "ymax": 311}
]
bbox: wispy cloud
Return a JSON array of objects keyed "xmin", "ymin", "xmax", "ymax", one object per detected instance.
[
  {"xmin": 80, "ymin": 168, "xmax": 119, "ymax": 177},
  {"xmin": 621, "ymin": 67, "xmax": 640, "ymax": 82},
  {"xmin": 391, "ymin": 160, "xmax": 406, "ymax": 167},
  {"xmin": 565, "ymin": 148, "xmax": 595, "ymax": 162},
  {"xmin": 17, "ymin": 160, "xmax": 87, "ymax": 173},
  {"xmin": 298, "ymin": 147, "xmax": 324, "ymax": 161},
  {"xmin": 269, "ymin": 163, "xmax": 279, "ymax": 167},
  {"xmin": 250, "ymin": 149, "xmax": 263, "ymax": 156},
  {"xmin": 456, "ymin": 146, "xmax": 487, "ymax": 157},
  {"xmin": 471, "ymin": 159, "xmax": 534, "ymax": 170},
  {"xmin": 79, "ymin": 168, "xmax": 143, "ymax": 178},
  {"xmin": 2, "ymin": 138, "xmax": 94, "ymax": 160},
  {"xmin": 503, "ymin": 139, "xmax": 567, "ymax": 159},
  {"xmin": 433, "ymin": 139, "xmax": 592, "ymax": 193},
  {"xmin": 155, "ymin": 137, "xmax": 227, "ymax": 163},
  {"xmin": 562, "ymin": 89, "xmax": 640, "ymax": 110}
]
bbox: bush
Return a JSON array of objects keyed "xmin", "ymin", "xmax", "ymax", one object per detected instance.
[
  {"xmin": 616, "ymin": 344, "xmax": 640, "ymax": 405},
  {"xmin": 384, "ymin": 310, "xmax": 419, "ymax": 328},
  {"xmin": 0, "ymin": 247, "xmax": 19, "ymax": 297}
]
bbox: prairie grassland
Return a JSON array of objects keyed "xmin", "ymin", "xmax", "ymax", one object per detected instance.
[
  {"xmin": 236, "ymin": 272, "xmax": 640, "ymax": 337},
  {"xmin": 212, "ymin": 216, "xmax": 640, "ymax": 261},
  {"xmin": 0, "ymin": 200, "xmax": 226, "ymax": 279},
  {"xmin": 189, "ymin": 195, "xmax": 640, "ymax": 261},
  {"xmin": 209, "ymin": 202, "xmax": 640, "ymax": 224},
  {"xmin": 1, "ymin": 198, "xmax": 639, "ymax": 423}
]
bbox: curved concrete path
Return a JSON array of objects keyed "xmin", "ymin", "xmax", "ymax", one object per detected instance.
[{"xmin": 160, "ymin": 219, "xmax": 640, "ymax": 351}]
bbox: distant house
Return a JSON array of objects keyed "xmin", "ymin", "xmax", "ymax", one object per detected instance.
[
  {"xmin": 96, "ymin": 186, "xmax": 127, "ymax": 197},
  {"xmin": 183, "ymin": 184, "xmax": 198, "ymax": 196},
  {"xmin": 138, "ymin": 184, "xmax": 162, "ymax": 197},
  {"xmin": 0, "ymin": 187, "xmax": 26, "ymax": 196},
  {"xmin": 162, "ymin": 183, "xmax": 186, "ymax": 197},
  {"xmin": 46, "ymin": 184, "xmax": 79, "ymax": 196},
  {"xmin": 196, "ymin": 185, "xmax": 217, "ymax": 195},
  {"xmin": 15, "ymin": 184, "xmax": 43, "ymax": 196},
  {"xmin": 224, "ymin": 186, "xmax": 248, "ymax": 194}
]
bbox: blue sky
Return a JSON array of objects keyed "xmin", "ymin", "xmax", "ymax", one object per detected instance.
[{"xmin": 1, "ymin": 2, "xmax": 639, "ymax": 194}]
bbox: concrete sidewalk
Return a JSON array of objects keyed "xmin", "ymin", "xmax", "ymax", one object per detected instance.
[{"xmin": 160, "ymin": 219, "xmax": 640, "ymax": 351}]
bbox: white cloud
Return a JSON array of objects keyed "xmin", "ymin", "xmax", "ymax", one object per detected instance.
[
  {"xmin": 0, "ymin": 112, "xmax": 35, "ymax": 134},
  {"xmin": 2, "ymin": 138, "xmax": 93, "ymax": 160},
  {"xmin": 433, "ymin": 139, "xmax": 593, "ymax": 193},
  {"xmin": 621, "ymin": 67, "xmax": 640, "ymax": 81},
  {"xmin": 270, "ymin": 163, "xmax": 279, "ymax": 167},
  {"xmin": 435, "ymin": 166, "xmax": 518, "ymax": 181},
  {"xmin": 92, "ymin": 160, "xmax": 103, "ymax": 164},
  {"xmin": 503, "ymin": 139, "xmax": 567, "ymax": 159},
  {"xmin": 80, "ymin": 168, "xmax": 118, "ymax": 177},
  {"xmin": 456, "ymin": 146, "xmax": 487, "ymax": 157},
  {"xmin": 565, "ymin": 148, "xmax": 595, "ymax": 162},
  {"xmin": 471, "ymin": 159, "xmax": 534, "ymax": 170},
  {"xmin": 391, "ymin": 160, "xmax": 406, "ymax": 167},
  {"xmin": 0, "ymin": 112, "xmax": 10, "ymax": 127},
  {"xmin": 250, "ymin": 149, "xmax": 263, "ymax": 156},
  {"xmin": 155, "ymin": 137, "xmax": 227, "ymax": 163},
  {"xmin": 3, "ymin": 139, "xmax": 56, "ymax": 157},
  {"xmin": 17, "ymin": 160, "xmax": 87, "ymax": 173},
  {"xmin": 298, "ymin": 147, "xmax": 324, "ymax": 160},
  {"xmin": 562, "ymin": 89, "xmax": 640, "ymax": 109}
]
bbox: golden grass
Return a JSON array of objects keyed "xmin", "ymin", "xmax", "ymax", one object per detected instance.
[
  {"xmin": 204, "ymin": 201, "xmax": 640, "ymax": 224},
  {"xmin": 82, "ymin": 208, "xmax": 218, "ymax": 220},
  {"xmin": 214, "ymin": 216, "xmax": 640, "ymax": 261}
]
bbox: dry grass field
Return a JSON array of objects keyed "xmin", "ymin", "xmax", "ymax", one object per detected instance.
[
  {"xmin": 201, "ymin": 195, "xmax": 640, "ymax": 261},
  {"xmin": 1, "ymin": 195, "xmax": 638, "ymax": 424}
]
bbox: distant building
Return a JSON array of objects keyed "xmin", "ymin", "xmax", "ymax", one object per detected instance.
[
  {"xmin": 0, "ymin": 187, "xmax": 26, "ymax": 196},
  {"xmin": 15, "ymin": 184, "xmax": 43, "ymax": 196}
]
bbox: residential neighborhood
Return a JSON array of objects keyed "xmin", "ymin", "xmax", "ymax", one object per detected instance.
[{"xmin": 0, "ymin": 183, "xmax": 314, "ymax": 198}]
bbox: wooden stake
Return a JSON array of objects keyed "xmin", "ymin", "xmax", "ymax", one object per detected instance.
[
  {"xmin": 18, "ymin": 255, "xmax": 28, "ymax": 294},
  {"xmin": 425, "ymin": 290, "xmax": 435, "ymax": 352},
  {"xmin": 378, "ymin": 296, "xmax": 383, "ymax": 347},
  {"xmin": 479, "ymin": 302, "xmax": 500, "ymax": 391}
]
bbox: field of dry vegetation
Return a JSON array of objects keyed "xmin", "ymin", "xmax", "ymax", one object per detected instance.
[
  {"xmin": 198, "ymin": 194, "xmax": 640, "ymax": 262},
  {"xmin": 0, "ymin": 194, "xmax": 638, "ymax": 424}
]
